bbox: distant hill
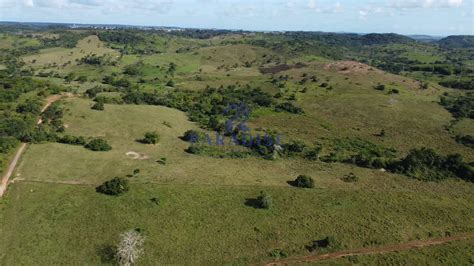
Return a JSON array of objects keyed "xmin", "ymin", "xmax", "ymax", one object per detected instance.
[
  {"xmin": 408, "ymin": 35, "xmax": 444, "ymax": 43},
  {"xmin": 438, "ymin": 35, "xmax": 474, "ymax": 48},
  {"xmin": 360, "ymin": 33, "xmax": 415, "ymax": 45}
]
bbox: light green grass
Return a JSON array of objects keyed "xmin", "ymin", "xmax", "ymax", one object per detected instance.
[{"xmin": 1, "ymin": 178, "xmax": 473, "ymax": 265}]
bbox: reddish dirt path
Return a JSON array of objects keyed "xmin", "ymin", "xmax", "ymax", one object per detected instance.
[
  {"xmin": 267, "ymin": 233, "xmax": 474, "ymax": 265},
  {"xmin": 0, "ymin": 94, "xmax": 67, "ymax": 197}
]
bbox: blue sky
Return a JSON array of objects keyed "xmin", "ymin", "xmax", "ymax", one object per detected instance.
[{"xmin": 0, "ymin": 0, "xmax": 472, "ymax": 35}]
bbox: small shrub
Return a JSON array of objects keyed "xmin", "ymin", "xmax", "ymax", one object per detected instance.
[
  {"xmin": 456, "ymin": 135, "xmax": 474, "ymax": 148},
  {"xmin": 150, "ymin": 197, "xmax": 159, "ymax": 205},
  {"xmin": 182, "ymin": 130, "xmax": 201, "ymax": 143},
  {"xmin": 293, "ymin": 175, "xmax": 314, "ymax": 188},
  {"xmin": 284, "ymin": 140, "xmax": 306, "ymax": 154},
  {"xmin": 157, "ymin": 157, "xmax": 167, "ymax": 165},
  {"xmin": 341, "ymin": 172, "xmax": 359, "ymax": 182},
  {"xmin": 166, "ymin": 80, "xmax": 175, "ymax": 87},
  {"xmin": 96, "ymin": 177, "xmax": 129, "ymax": 195},
  {"xmin": 307, "ymin": 236, "xmax": 339, "ymax": 252},
  {"xmin": 140, "ymin": 131, "xmax": 160, "ymax": 144},
  {"xmin": 85, "ymin": 139, "xmax": 112, "ymax": 151},
  {"xmin": 91, "ymin": 101, "xmax": 104, "ymax": 111},
  {"xmin": 269, "ymin": 249, "xmax": 288, "ymax": 259},
  {"xmin": 304, "ymin": 146, "xmax": 322, "ymax": 161},
  {"xmin": 256, "ymin": 191, "xmax": 272, "ymax": 209},
  {"xmin": 374, "ymin": 84, "xmax": 385, "ymax": 91}
]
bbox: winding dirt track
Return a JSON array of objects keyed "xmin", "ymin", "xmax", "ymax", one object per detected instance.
[
  {"xmin": 266, "ymin": 233, "xmax": 474, "ymax": 265},
  {"xmin": 0, "ymin": 94, "xmax": 64, "ymax": 197}
]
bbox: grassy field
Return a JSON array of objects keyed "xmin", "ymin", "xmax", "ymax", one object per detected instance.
[
  {"xmin": 3, "ymin": 96, "xmax": 473, "ymax": 264},
  {"xmin": 1, "ymin": 32, "xmax": 473, "ymax": 265},
  {"xmin": 313, "ymin": 238, "xmax": 474, "ymax": 265},
  {"xmin": 1, "ymin": 177, "xmax": 473, "ymax": 264}
]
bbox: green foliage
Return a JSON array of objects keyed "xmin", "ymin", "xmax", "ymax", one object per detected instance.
[
  {"xmin": 283, "ymin": 140, "xmax": 306, "ymax": 155},
  {"xmin": 186, "ymin": 143, "xmax": 251, "ymax": 159},
  {"xmin": 166, "ymin": 80, "xmax": 175, "ymax": 87},
  {"xmin": 0, "ymin": 136, "xmax": 19, "ymax": 153},
  {"xmin": 304, "ymin": 146, "xmax": 322, "ymax": 160},
  {"xmin": 293, "ymin": 175, "xmax": 314, "ymax": 188},
  {"xmin": 96, "ymin": 177, "xmax": 129, "ymax": 196},
  {"xmin": 274, "ymin": 102, "xmax": 304, "ymax": 114},
  {"xmin": 307, "ymin": 236, "xmax": 340, "ymax": 252},
  {"xmin": 122, "ymin": 85, "xmax": 273, "ymax": 132},
  {"xmin": 455, "ymin": 135, "xmax": 474, "ymax": 148},
  {"xmin": 182, "ymin": 130, "xmax": 203, "ymax": 142},
  {"xmin": 57, "ymin": 135, "xmax": 86, "ymax": 145},
  {"xmin": 341, "ymin": 172, "xmax": 359, "ymax": 183},
  {"xmin": 91, "ymin": 101, "xmax": 104, "ymax": 111},
  {"xmin": 84, "ymin": 139, "xmax": 112, "ymax": 151},
  {"xmin": 123, "ymin": 63, "xmax": 143, "ymax": 76},
  {"xmin": 374, "ymin": 84, "xmax": 385, "ymax": 91},
  {"xmin": 320, "ymin": 138, "xmax": 396, "ymax": 167},
  {"xmin": 439, "ymin": 79, "xmax": 474, "ymax": 90},
  {"xmin": 389, "ymin": 148, "xmax": 473, "ymax": 182},
  {"xmin": 438, "ymin": 35, "xmax": 474, "ymax": 48},
  {"xmin": 64, "ymin": 72, "xmax": 76, "ymax": 83},
  {"xmin": 440, "ymin": 93, "xmax": 474, "ymax": 119},
  {"xmin": 255, "ymin": 191, "xmax": 272, "ymax": 209},
  {"xmin": 16, "ymin": 99, "xmax": 42, "ymax": 115},
  {"xmin": 140, "ymin": 131, "xmax": 160, "ymax": 144},
  {"xmin": 269, "ymin": 249, "xmax": 288, "ymax": 259}
]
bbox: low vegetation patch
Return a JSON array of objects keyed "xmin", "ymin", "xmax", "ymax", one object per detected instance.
[
  {"xmin": 388, "ymin": 148, "xmax": 473, "ymax": 182},
  {"xmin": 292, "ymin": 175, "xmax": 315, "ymax": 188},
  {"xmin": 85, "ymin": 138, "xmax": 112, "ymax": 151},
  {"xmin": 96, "ymin": 177, "xmax": 130, "ymax": 196},
  {"xmin": 139, "ymin": 131, "xmax": 160, "ymax": 144}
]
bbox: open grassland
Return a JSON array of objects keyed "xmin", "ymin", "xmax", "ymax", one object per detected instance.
[
  {"xmin": 22, "ymin": 35, "xmax": 119, "ymax": 77},
  {"xmin": 4, "ymin": 96, "xmax": 474, "ymax": 264},
  {"xmin": 313, "ymin": 238, "xmax": 474, "ymax": 265},
  {"xmin": 1, "ymin": 31, "xmax": 473, "ymax": 265},
  {"xmin": 0, "ymin": 34, "xmax": 41, "ymax": 49},
  {"xmin": 0, "ymin": 178, "xmax": 473, "ymax": 265}
]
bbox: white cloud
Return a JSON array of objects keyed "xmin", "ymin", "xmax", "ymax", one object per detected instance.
[{"xmin": 388, "ymin": 0, "xmax": 465, "ymax": 10}]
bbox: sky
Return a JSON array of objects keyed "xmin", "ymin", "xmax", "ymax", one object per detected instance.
[{"xmin": 0, "ymin": 0, "xmax": 472, "ymax": 35}]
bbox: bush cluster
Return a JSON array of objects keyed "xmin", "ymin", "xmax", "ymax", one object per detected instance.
[
  {"xmin": 96, "ymin": 177, "xmax": 129, "ymax": 196},
  {"xmin": 293, "ymin": 175, "xmax": 314, "ymax": 188},
  {"xmin": 85, "ymin": 139, "xmax": 112, "ymax": 151}
]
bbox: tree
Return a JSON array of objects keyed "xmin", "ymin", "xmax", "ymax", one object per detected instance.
[
  {"xmin": 116, "ymin": 230, "xmax": 145, "ymax": 266},
  {"xmin": 96, "ymin": 177, "xmax": 129, "ymax": 195},
  {"xmin": 293, "ymin": 175, "xmax": 314, "ymax": 188},
  {"xmin": 140, "ymin": 132, "xmax": 160, "ymax": 144}
]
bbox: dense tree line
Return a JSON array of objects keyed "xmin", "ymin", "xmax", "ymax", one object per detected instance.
[{"xmin": 440, "ymin": 93, "xmax": 474, "ymax": 119}]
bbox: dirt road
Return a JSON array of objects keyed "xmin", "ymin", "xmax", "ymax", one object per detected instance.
[
  {"xmin": 0, "ymin": 94, "xmax": 66, "ymax": 197},
  {"xmin": 266, "ymin": 233, "xmax": 474, "ymax": 265}
]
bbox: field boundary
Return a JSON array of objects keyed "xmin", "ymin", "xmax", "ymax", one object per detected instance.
[{"xmin": 266, "ymin": 233, "xmax": 474, "ymax": 265}]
